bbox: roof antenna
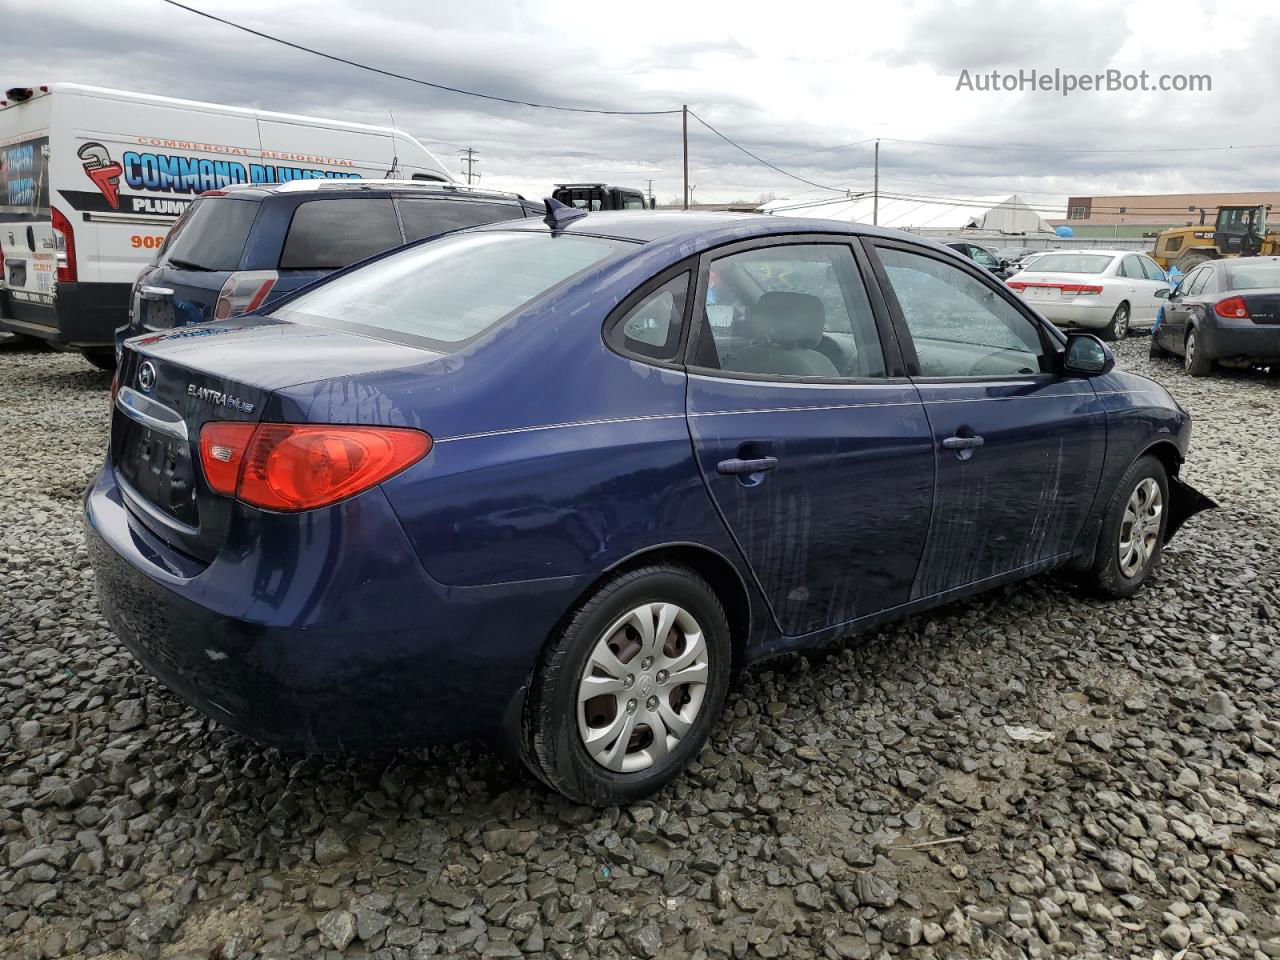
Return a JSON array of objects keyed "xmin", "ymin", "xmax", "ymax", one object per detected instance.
[
  {"xmin": 385, "ymin": 110, "xmax": 400, "ymax": 178},
  {"xmin": 543, "ymin": 196, "xmax": 588, "ymax": 230}
]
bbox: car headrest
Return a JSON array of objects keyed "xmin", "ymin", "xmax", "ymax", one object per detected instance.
[{"xmin": 751, "ymin": 291, "xmax": 825, "ymax": 349}]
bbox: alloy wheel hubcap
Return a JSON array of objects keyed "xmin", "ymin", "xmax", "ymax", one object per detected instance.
[
  {"xmin": 1118, "ymin": 477, "xmax": 1162, "ymax": 578},
  {"xmin": 1115, "ymin": 306, "xmax": 1129, "ymax": 336},
  {"xmin": 577, "ymin": 602, "xmax": 709, "ymax": 773},
  {"xmin": 1185, "ymin": 334, "xmax": 1196, "ymax": 370}
]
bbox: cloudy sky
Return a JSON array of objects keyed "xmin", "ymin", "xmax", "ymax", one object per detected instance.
[{"xmin": 5, "ymin": 0, "xmax": 1279, "ymax": 210}]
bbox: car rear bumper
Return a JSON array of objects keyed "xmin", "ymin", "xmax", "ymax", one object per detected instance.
[
  {"xmin": 0, "ymin": 281, "xmax": 128, "ymax": 347},
  {"xmin": 1199, "ymin": 322, "xmax": 1280, "ymax": 361},
  {"xmin": 84, "ymin": 463, "xmax": 581, "ymax": 752},
  {"xmin": 1026, "ymin": 300, "xmax": 1115, "ymax": 329}
]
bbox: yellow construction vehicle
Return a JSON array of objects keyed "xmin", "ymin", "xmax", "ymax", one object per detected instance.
[{"xmin": 1151, "ymin": 203, "xmax": 1278, "ymax": 272}]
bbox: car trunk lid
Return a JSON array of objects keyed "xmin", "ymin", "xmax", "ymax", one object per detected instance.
[
  {"xmin": 114, "ymin": 317, "xmax": 439, "ymax": 561},
  {"xmin": 1241, "ymin": 288, "xmax": 1280, "ymax": 324}
]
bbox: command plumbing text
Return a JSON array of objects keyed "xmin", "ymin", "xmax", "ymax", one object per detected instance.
[{"xmin": 122, "ymin": 149, "xmax": 361, "ymax": 195}]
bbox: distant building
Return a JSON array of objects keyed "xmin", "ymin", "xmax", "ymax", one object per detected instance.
[{"xmin": 1052, "ymin": 191, "xmax": 1280, "ymax": 238}]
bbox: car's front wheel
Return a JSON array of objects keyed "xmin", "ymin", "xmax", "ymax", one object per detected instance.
[
  {"xmin": 1101, "ymin": 302, "xmax": 1130, "ymax": 341},
  {"xmin": 1081, "ymin": 455, "xmax": 1169, "ymax": 599},
  {"xmin": 524, "ymin": 564, "xmax": 731, "ymax": 805}
]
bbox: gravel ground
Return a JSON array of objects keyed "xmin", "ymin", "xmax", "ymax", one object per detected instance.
[{"xmin": 1, "ymin": 336, "xmax": 1278, "ymax": 960}]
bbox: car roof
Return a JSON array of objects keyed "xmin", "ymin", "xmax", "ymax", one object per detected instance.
[
  {"xmin": 1035, "ymin": 249, "xmax": 1131, "ymax": 257},
  {"xmin": 473, "ymin": 210, "xmax": 951, "ymax": 252},
  {"xmin": 213, "ymin": 180, "xmax": 530, "ymax": 203}
]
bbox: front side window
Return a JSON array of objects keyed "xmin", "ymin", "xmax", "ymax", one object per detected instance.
[
  {"xmin": 279, "ymin": 198, "xmax": 403, "ymax": 270},
  {"xmin": 968, "ymin": 246, "xmax": 998, "ymax": 268},
  {"xmin": 273, "ymin": 231, "xmax": 626, "ymax": 348},
  {"xmin": 877, "ymin": 247, "xmax": 1046, "ymax": 378},
  {"xmin": 397, "ymin": 198, "xmax": 525, "ymax": 242},
  {"xmin": 695, "ymin": 243, "xmax": 885, "ymax": 380},
  {"xmin": 1140, "ymin": 256, "xmax": 1167, "ymax": 282},
  {"xmin": 606, "ymin": 273, "xmax": 689, "ymax": 361}
]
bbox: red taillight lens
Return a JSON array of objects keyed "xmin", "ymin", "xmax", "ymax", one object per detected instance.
[
  {"xmin": 199, "ymin": 422, "xmax": 431, "ymax": 511},
  {"xmin": 51, "ymin": 206, "xmax": 76, "ymax": 283},
  {"xmin": 1214, "ymin": 296, "xmax": 1250, "ymax": 319},
  {"xmin": 1008, "ymin": 281, "xmax": 1027, "ymax": 291},
  {"xmin": 199, "ymin": 422, "xmax": 258, "ymax": 496},
  {"xmin": 1061, "ymin": 284, "xmax": 1103, "ymax": 296},
  {"xmin": 213, "ymin": 270, "xmax": 279, "ymax": 321}
]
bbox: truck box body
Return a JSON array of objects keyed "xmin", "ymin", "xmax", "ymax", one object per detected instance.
[{"xmin": 0, "ymin": 83, "xmax": 452, "ymax": 353}]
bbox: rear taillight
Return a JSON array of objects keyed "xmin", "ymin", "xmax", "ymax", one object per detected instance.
[
  {"xmin": 214, "ymin": 270, "xmax": 279, "ymax": 321},
  {"xmin": 1008, "ymin": 281, "xmax": 1026, "ymax": 291},
  {"xmin": 198, "ymin": 422, "xmax": 431, "ymax": 511},
  {"xmin": 1214, "ymin": 296, "xmax": 1249, "ymax": 319},
  {"xmin": 1061, "ymin": 284, "xmax": 1103, "ymax": 296},
  {"xmin": 51, "ymin": 207, "xmax": 76, "ymax": 283}
]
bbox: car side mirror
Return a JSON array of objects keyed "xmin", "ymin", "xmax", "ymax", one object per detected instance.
[
  {"xmin": 1155, "ymin": 287, "xmax": 1171, "ymax": 299},
  {"xmin": 999, "ymin": 259, "xmax": 1010, "ymax": 270},
  {"xmin": 1063, "ymin": 333, "xmax": 1114, "ymax": 376}
]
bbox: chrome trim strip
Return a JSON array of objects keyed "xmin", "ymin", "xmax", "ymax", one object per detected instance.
[
  {"xmin": 116, "ymin": 386, "xmax": 188, "ymax": 441},
  {"xmin": 84, "ymin": 212, "xmax": 176, "ymax": 225},
  {"xmin": 116, "ymin": 471, "xmax": 200, "ymax": 539},
  {"xmin": 138, "ymin": 285, "xmax": 175, "ymax": 299}
]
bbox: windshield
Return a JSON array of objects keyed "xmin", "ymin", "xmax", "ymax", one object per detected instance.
[
  {"xmin": 1226, "ymin": 261, "xmax": 1280, "ymax": 290},
  {"xmin": 160, "ymin": 197, "xmax": 260, "ymax": 271},
  {"xmin": 272, "ymin": 230, "xmax": 627, "ymax": 348},
  {"xmin": 1027, "ymin": 253, "xmax": 1114, "ymax": 275}
]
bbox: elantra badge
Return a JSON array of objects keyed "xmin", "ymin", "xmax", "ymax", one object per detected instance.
[{"xmin": 187, "ymin": 383, "xmax": 255, "ymax": 414}]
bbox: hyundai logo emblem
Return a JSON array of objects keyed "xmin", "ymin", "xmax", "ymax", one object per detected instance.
[{"xmin": 138, "ymin": 361, "xmax": 157, "ymax": 393}]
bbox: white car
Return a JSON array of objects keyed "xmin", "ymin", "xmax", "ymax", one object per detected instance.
[{"xmin": 1007, "ymin": 249, "xmax": 1170, "ymax": 340}]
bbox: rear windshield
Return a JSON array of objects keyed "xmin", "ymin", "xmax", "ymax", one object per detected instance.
[
  {"xmin": 272, "ymin": 231, "xmax": 627, "ymax": 348},
  {"xmin": 1226, "ymin": 261, "xmax": 1280, "ymax": 290},
  {"xmin": 1027, "ymin": 254, "xmax": 1114, "ymax": 275},
  {"xmin": 160, "ymin": 197, "xmax": 259, "ymax": 271}
]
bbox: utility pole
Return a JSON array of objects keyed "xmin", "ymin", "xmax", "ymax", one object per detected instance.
[
  {"xmin": 873, "ymin": 139, "xmax": 880, "ymax": 226},
  {"xmin": 682, "ymin": 105, "xmax": 689, "ymax": 211},
  {"xmin": 459, "ymin": 147, "xmax": 480, "ymax": 186},
  {"xmin": 646, "ymin": 179, "xmax": 654, "ymax": 207}
]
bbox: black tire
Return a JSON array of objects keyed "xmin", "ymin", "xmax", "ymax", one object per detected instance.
[
  {"xmin": 1080, "ymin": 455, "xmax": 1169, "ymax": 599},
  {"xmin": 1175, "ymin": 251, "xmax": 1211, "ymax": 274},
  {"xmin": 1101, "ymin": 302, "xmax": 1130, "ymax": 341},
  {"xmin": 81, "ymin": 348, "xmax": 117, "ymax": 372},
  {"xmin": 523, "ymin": 563, "xmax": 732, "ymax": 805},
  {"xmin": 1184, "ymin": 327, "xmax": 1213, "ymax": 377}
]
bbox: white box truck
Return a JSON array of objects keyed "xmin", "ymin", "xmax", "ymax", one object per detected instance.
[{"xmin": 0, "ymin": 83, "xmax": 453, "ymax": 366}]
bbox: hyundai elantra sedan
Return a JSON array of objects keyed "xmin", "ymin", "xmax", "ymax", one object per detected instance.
[{"xmin": 86, "ymin": 206, "xmax": 1212, "ymax": 804}]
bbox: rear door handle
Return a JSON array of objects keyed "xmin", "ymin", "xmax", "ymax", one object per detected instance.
[
  {"xmin": 941, "ymin": 435, "xmax": 984, "ymax": 450},
  {"xmin": 717, "ymin": 456, "xmax": 778, "ymax": 475}
]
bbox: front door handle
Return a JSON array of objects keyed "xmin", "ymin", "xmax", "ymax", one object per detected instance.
[
  {"xmin": 717, "ymin": 456, "xmax": 778, "ymax": 476},
  {"xmin": 941, "ymin": 436, "xmax": 984, "ymax": 450}
]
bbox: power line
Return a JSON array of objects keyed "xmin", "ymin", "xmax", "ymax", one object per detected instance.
[
  {"xmin": 877, "ymin": 136, "xmax": 1280, "ymax": 155},
  {"xmin": 771, "ymin": 138, "xmax": 877, "ymax": 162},
  {"xmin": 160, "ymin": 0, "xmax": 683, "ymax": 116},
  {"xmin": 687, "ymin": 111, "xmax": 856, "ymax": 194}
]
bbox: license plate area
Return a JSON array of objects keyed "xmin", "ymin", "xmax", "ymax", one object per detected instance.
[
  {"xmin": 142, "ymin": 298, "xmax": 176, "ymax": 330},
  {"xmin": 116, "ymin": 422, "xmax": 200, "ymax": 529}
]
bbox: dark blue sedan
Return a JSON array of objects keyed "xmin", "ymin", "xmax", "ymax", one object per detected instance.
[{"xmin": 86, "ymin": 208, "xmax": 1212, "ymax": 804}]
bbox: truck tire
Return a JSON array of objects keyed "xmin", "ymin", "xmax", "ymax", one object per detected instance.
[{"xmin": 1175, "ymin": 251, "xmax": 1212, "ymax": 273}]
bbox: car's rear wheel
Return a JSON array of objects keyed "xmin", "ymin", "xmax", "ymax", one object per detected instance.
[
  {"xmin": 1184, "ymin": 328, "xmax": 1214, "ymax": 377},
  {"xmin": 1101, "ymin": 302, "xmax": 1130, "ymax": 341},
  {"xmin": 523, "ymin": 564, "xmax": 731, "ymax": 805},
  {"xmin": 1080, "ymin": 455, "xmax": 1169, "ymax": 599}
]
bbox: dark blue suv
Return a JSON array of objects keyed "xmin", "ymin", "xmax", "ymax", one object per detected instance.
[{"xmin": 121, "ymin": 180, "xmax": 542, "ymax": 343}]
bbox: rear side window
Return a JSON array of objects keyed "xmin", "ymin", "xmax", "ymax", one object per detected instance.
[
  {"xmin": 279, "ymin": 198, "xmax": 402, "ymax": 270},
  {"xmin": 1140, "ymin": 256, "xmax": 1167, "ymax": 282},
  {"xmin": 606, "ymin": 273, "xmax": 689, "ymax": 361},
  {"xmin": 160, "ymin": 197, "xmax": 259, "ymax": 271},
  {"xmin": 397, "ymin": 198, "xmax": 525, "ymax": 241},
  {"xmin": 273, "ymin": 231, "xmax": 626, "ymax": 349}
]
